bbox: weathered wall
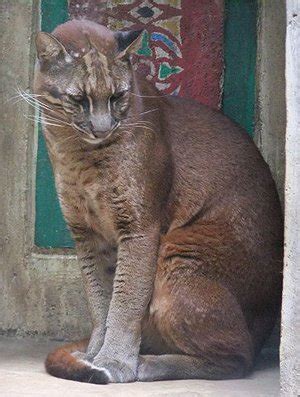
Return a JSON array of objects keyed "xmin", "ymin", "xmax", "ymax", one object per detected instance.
[
  {"xmin": 281, "ymin": 2, "xmax": 300, "ymax": 395},
  {"xmin": 255, "ymin": 0, "xmax": 286, "ymax": 204},
  {"xmin": 0, "ymin": 0, "xmax": 37, "ymax": 334},
  {"xmin": 23, "ymin": 254, "xmax": 90, "ymax": 339},
  {"xmin": 253, "ymin": 0, "xmax": 286, "ymax": 352},
  {"xmin": 0, "ymin": 0, "xmax": 91, "ymax": 339}
]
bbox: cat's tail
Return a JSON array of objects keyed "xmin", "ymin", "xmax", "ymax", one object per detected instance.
[{"xmin": 45, "ymin": 339, "xmax": 110, "ymax": 384}]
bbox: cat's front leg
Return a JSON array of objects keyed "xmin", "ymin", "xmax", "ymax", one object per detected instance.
[
  {"xmin": 92, "ymin": 227, "xmax": 160, "ymax": 383},
  {"xmin": 74, "ymin": 234, "xmax": 116, "ymax": 361}
]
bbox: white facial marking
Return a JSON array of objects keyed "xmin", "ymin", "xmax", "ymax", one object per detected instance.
[
  {"xmin": 66, "ymin": 86, "xmax": 80, "ymax": 96},
  {"xmin": 65, "ymin": 54, "xmax": 73, "ymax": 63}
]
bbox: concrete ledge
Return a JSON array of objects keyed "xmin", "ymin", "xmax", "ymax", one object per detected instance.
[
  {"xmin": 0, "ymin": 337, "xmax": 280, "ymax": 397},
  {"xmin": 22, "ymin": 253, "xmax": 91, "ymax": 340}
]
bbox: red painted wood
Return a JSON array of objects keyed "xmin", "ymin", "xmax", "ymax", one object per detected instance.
[
  {"xmin": 180, "ymin": 0, "xmax": 224, "ymax": 108},
  {"xmin": 69, "ymin": 1, "xmax": 224, "ymax": 109}
]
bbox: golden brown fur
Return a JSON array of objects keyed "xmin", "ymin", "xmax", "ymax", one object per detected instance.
[{"xmin": 33, "ymin": 20, "xmax": 283, "ymax": 384}]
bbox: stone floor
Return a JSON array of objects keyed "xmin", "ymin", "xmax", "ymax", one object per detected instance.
[{"xmin": 0, "ymin": 337, "xmax": 280, "ymax": 396}]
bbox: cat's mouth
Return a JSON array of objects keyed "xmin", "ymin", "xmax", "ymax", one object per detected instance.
[{"xmin": 72, "ymin": 121, "xmax": 120, "ymax": 144}]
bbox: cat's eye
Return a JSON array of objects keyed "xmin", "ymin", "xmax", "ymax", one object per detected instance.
[
  {"xmin": 66, "ymin": 94, "xmax": 89, "ymax": 112},
  {"xmin": 110, "ymin": 90, "xmax": 127, "ymax": 103},
  {"xmin": 69, "ymin": 94, "xmax": 84, "ymax": 102},
  {"xmin": 62, "ymin": 93, "xmax": 83, "ymax": 103}
]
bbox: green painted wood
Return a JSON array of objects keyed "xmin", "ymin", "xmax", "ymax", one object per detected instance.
[
  {"xmin": 35, "ymin": 0, "xmax": 74, "ymax": 248},
  {"xmin": 41, "ymin": 0, "xmax": 69, "ymax": 32},
  {"xmin": 222, "ymin": 0, "xmax": 257, "ymax": 136}
]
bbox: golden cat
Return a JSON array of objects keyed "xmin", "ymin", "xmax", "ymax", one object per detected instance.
[{"xmin": 33, "ymin": 20, "xmax": 282, "ymax": 383}]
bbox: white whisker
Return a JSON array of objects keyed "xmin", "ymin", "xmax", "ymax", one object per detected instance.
[
  {"xmin": 123, "ymin": 119, "xmax": 154, "ymax": 125},
  {"xmin": 139, "ymin": 108, "xmax": 159, "ymax": 116},
  {"xmin": 24, "ymin": 114, "xmax": 65, "ymax": 128},
  {"xmin": 40, "ymin": 114, "xmax": 71, "ymax": 126},
  {"xmin": 129, "ymin": 92, "xmax": 169, "ymax": 99},
  {"xmin": 120, "ymin": 124, "xmax": 155, "ymax": 134},
  {"xmin": 14, "ymin": 88, "xmax": 67, "ymax": 124},
  {"xmin": 23, "ymin": 94, "xmax": 53, "ymax": 112},
  {"xmin": 123, "ymin": 122, "xmax": 155, "ymax": 129},
  {"xmin": 19, "ymin": 92, "xmax": 51, "ymax": 112},
  {"xmin": 5, "ymin": 93, "xmax": 23, "ymax": 104},
  {"xmin": 53, "ymin": 133, "xmax": 81, "ymax": 151}
]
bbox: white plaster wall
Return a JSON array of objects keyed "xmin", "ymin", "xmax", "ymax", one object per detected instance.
[
  {"xmin": 281, "ymin": 2, "xmax": 300, "ymax": 395},
  {"xmin": 255, "ymin": 0, "xmax": 286, "ymax": 204}
]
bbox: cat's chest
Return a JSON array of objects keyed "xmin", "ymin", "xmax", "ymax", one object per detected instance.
[{"xmin": 56, "ymin": 159, "xmax": 118, "ymax": 242}]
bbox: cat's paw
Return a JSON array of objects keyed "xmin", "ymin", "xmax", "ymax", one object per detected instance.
[{"xmin": 92, "ymin": 355, "xmax": 137, "ymax": 383}]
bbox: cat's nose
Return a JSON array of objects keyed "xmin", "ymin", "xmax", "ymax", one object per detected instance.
[{"xmin": 89, "ymin": 118, "xmax": 118, "ymax": 136}]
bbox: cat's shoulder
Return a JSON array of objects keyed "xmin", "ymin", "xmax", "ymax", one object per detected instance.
[
  {"xmin": 164, "ymin": 94, "xmax": 227, "ymax": 123},
  {"xmin": 163, "ymin": 94, "xmax": 246, "ymax": 137}
]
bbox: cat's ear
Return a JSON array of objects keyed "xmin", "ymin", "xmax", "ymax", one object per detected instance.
[
  {"xmin": 115, "ymin": 30, "xmax": 144, "ymax": 60},
  {"xmin": 35, "ymin": 32, "xmax": 70, "ymax": 63}
]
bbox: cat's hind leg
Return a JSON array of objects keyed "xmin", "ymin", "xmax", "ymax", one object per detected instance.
[
  {"xmin": 139, "ymin": 274, "xmax": 254, "ymax": 381},
  {"xmin": 138, "ymin": 354, "xmax": 246, "ymax": 381}
]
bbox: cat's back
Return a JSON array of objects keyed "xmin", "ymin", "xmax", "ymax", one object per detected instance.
[
  {"xmin": 160, "ymin": 94, "xmax": 282, "ymax": 244},
  {"xmin": 163, "ymin": 94, "xmax": 263, "ymax": 177}
]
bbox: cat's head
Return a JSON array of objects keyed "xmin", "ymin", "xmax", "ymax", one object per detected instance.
[{"xmin": 34, "ymin": 20, "xmax": 143, "ymax": 143}]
